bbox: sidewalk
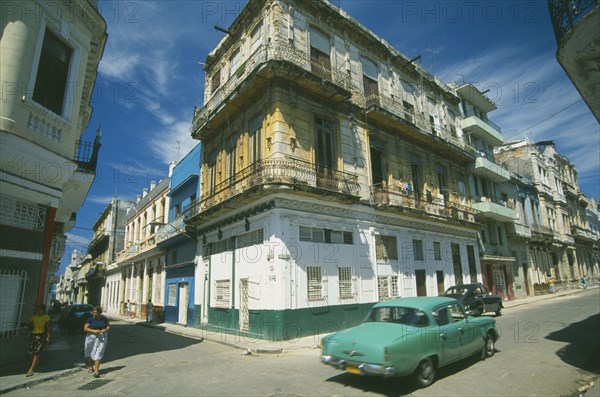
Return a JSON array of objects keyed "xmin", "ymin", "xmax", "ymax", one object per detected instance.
[{"xmin": 1, "ymin": 286, "xmax": 597, "ymax": 394}]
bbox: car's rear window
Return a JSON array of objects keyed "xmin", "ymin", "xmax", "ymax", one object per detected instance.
[{"xmin": 365, "ymin": 306, "xmax": 429, "ymax": 327}]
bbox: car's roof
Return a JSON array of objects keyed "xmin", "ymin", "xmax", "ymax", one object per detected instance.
[
  {"xmin": 447, "ymin": 283, "xmax": 481, "ymax": 290},
  {"xmin": 372, "ymin": 296, "xmax": 457, "ymax": 311}
]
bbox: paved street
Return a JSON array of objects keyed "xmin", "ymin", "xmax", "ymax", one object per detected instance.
[{"xmin": 2, "ymin": 289, "xmax": 599, "ymax": 397}]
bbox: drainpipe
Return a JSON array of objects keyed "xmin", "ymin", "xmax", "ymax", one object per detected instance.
[
  {"xmin": 231, "ymin": 237, "xmax": 236, "ymax": 310},
  {"xmin": 37, "ymin": 207, "xmax": 56, "ymax": 304}
]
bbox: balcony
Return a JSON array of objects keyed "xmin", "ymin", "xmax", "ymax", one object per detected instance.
[
  {"xmin": 460, "ymin": 110, "xmax": 503, "ymax": 147},
  {"xmin": 571, "ymin": 224, "xmax": 599, "ymax": 242},
  {"xmin": 117, "ymin": 231, "xmax": 160, "ymax": 263},
  {"xmin": 189, "ymin": 158, "xmax": 360, "ymax": 220},
  {"xmin": 549, "ymin": 0, "xmax": 600, "ymax": 121},
  {"xmin": 507, "ymin": 222, "xmax": 532, "ymax": 239},
  {"xmin": 530, "ymin": 223, "xmax": 555, "ymax": 242},
  {"xmin": 473, "ymin": 155, "xmax": 510, "ymax": 182},
  {"xmin": 370, "ymin": 184, "xmax": 479, "ymax": 224},
  {"xmin": 74, "ymin": 137, "xmax": 101, "ymax": 173},
  {"xmin": 472, "ymin": 196, "xmax": 516, "ymax": 222},
  {"xmin": 192, "ymin": 43, "xmax": 355, "ymax": 140},
  {"xmin": 156, "ymin": 205, "xmax": 198, "ymax": 244},
  {"xmin": 362, "ymin": 92, "xmax": 476, "ymax": 162}
]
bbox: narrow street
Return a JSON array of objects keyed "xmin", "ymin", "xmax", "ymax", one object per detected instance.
[{"xmin": 4, "ymin": 290, "xmax": 599, "ymax": 397}]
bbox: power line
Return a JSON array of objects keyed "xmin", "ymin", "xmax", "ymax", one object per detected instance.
[{"xmin": 505, "ymin": 99, "xmax": 583, "ymax": 141}]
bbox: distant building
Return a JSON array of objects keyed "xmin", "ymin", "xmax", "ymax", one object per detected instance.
[
  {"xmin": 106, "ymin": 179, "xmax": 170, "ymax": 318},
  {"xmin": 549, "ymin": 0, "xmax": 600, "ymax": 121},
  {"xmin": 496, "ymin": 140, "xmax": 598, "ymax": 286},
  {"xmin": 73, "ymin": 198, "xmax": 134, "ymax": 308},
  {"xmin": 0, "ymin": 0, "xmax": 107, "ymax": 332},
  {"xmin": 157, "ymin": 144, "xmax": 201, "ymax": 326}
]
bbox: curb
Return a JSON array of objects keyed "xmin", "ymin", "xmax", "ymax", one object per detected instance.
[{"xmin": 0, "ymin": 367, "xmax": 82, "ymax": 395}]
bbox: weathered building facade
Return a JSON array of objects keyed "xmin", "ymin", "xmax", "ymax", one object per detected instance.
[
  {"xmin": 188, "ymin": 0, "xmax": 486, "ymax": 339},
  {"xmin": 105, "ymin": 179, "xmax": 170, "ymax": 318},
  {"xmin": 0, "ymin": 0, "xmax": 106, "ymax": 332},
  {"xmin": 496, "ymin": 140, "xmax": 598, "ymax": 288},
  {"xmin": 158, "ymin": 145, "xmax": 201, "ymax": 326}
]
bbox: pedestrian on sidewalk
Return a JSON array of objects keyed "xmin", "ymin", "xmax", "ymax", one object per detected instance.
[
  {"xmin": 23, "ymin": 304, "xmax": 51, "ymax": 377},
  {"xmin": 125, "ymin": 299, "xmax": 132, "ymax": 318},
  {"xmin": 83, "ymin": 306, "xmax": 110, "ymax": 378},
  {"xmin": 146, "ymin": 300, "xmax": 153, "ymax": 323}
]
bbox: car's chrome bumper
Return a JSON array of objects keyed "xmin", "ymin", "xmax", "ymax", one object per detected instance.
[{"xmin": 320, "ymin": 355, "xmax": 396, "ymax": 377}]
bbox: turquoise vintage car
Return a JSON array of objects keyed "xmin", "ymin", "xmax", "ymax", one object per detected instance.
[{"xmin": 320, "ymin": 296, "xmax": 499, "ymax": 387}]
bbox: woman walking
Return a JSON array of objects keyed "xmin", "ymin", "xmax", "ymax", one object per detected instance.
[
  {"xmin": 83, "ymin": 306, "xmax": 110, "ymax": 378},
  {"xmin": 24, "ymin": 304, "xmax": 51, "ymax": 377}
]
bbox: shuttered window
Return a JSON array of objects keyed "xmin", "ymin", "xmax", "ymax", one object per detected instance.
[{"xmin": 215, "ymin": 280, "xmax": 231, "ymax": 308}]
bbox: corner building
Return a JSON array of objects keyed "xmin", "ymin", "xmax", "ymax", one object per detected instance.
[{"xmin": 189, "ymin": 0, "xmax": 484, "ymax": 340}]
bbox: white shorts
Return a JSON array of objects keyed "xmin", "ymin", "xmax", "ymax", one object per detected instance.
[{"xmin": 84, "ymin": 333, "xmax": 107, "ymax": 361}]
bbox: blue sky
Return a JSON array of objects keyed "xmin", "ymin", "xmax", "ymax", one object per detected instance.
[{"xmin": 60, "ymin": 0, "xmax": 600, "ymax": 273}]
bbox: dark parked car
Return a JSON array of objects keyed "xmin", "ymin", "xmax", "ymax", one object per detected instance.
[
  {"xmin": 59, "ymin": 304, "xmax": 93, "ymax": 328},
  {"xmin": 444, "ymin": 283, "xmax": 503, "ymax": 316}
]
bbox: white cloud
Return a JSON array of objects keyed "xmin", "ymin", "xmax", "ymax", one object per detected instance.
[
  {"xmin": 439, "ymin": 43, "xmax": 600, "ymax": 198},
  {"xmin": 85, "ymin": 195, "xmax": 115, "ymax": 205},
  {"xmin": 148, "ymin": 118, "xmax": 197, "ymax": 165}
]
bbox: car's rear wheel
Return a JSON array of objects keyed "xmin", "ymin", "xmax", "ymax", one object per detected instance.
[
  {"xmin": 481, "ymin": 333, "xmax": 495, "ymax": 360},
  {"xmin": 495, "ymin": 307, "xmax": 502, "ymax": 316},
  {"xmin": 413, "ymin": 357, "xmax": 436, "ymax": 388}
]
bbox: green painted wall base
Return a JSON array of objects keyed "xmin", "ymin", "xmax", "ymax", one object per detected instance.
[{"xmin": 201, "ymin": 302, "xmax": 373, "ymax": 341}]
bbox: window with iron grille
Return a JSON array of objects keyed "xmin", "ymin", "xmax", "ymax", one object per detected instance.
[
  {"xmin": 434, "ymin": 241, "xmax": 442, "ymax": 260},
  {"xmin": 338, "ymin": 267, "xmax": 353, "ymax": 299},
  {"xmin": 413, "ymin": 239, "xmax": 424, "ymax": 261},
  {"xmin": 307, "ymin": 266, "xmax": 323, "ymax": 300},
  {"xmin": 390, "ymin": 276, "xmax": 399, "ymax": 297},
  {"xmin": 299, "ymin": 226, "xmax": 352, "ymax": 244},
  {"xmin": 215, "ymin": 280, "xmax": 230, "ymax": 308},
  {"xmin": 376, "ymin": 235, "xmax": 398, "ymax": 260}
]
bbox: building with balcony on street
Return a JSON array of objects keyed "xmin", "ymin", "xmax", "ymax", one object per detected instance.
[
  {"xmin": 55, "ymin": 249, "xmax": 84, "ymax": 305},
  {"xmin": 454, "ymin": 84, "xmax": 516, "ymax": 301},
  {"xmin": 584, "ymin": 197, "xmax": 600, "ymax": 273},
  {"xmin": 74, "ymin": 198, "xmax": 133, "ymax": 309},
  {"xmin": 105, "ymin": 178, "xmax": 170, "ymax": 318},
  {"xmin": 501, "ymin": 173, "xmax": 541, "ymax": 298},
  {"xmin": 157, "ymin": 144, "xmax": 201, "ymax": 326},
  {"xmin": 188, "ymin": 0, "xmax": 484, "ymax": 339},
  {"xmin": 549, "ymin": 0, "xmax": 600, "ymax": 121},
  {"xmin": 496, "ymin": 139, "xmax": 597, "ymax": 288},
  {"xmin": 0, "ymin": 0, "xmax": 107, "ymax": 333}
]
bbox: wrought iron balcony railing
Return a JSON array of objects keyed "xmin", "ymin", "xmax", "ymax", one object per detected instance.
[
  {"xmin": 192, "ymin": 43, "xmax": 355, "ymax": 134},
  {"xmin": 370, "ymin": 184, "xmax": 479, "ymax": 222},
  {"xmin": 363, "ymin": 92, "xmax": 475, "ymax": 154},
  {"xmin": 549, "ymin": 0, "xmax": 599, "ymax": 44},
  {"xmin": 463, "ymin": 108, "xmax": 502, "ymax": 133},
  {"xmin": 198, "ymin": 158, "xmax": 360, "ymax": 213}
]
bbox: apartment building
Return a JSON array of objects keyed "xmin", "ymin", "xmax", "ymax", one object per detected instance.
[
  {"xmin": 157, "ymin": 144, "xmax": 201, "ymax": 326},
  {"xmin": 496, "ymin": 140, "xmax": 598, "ymax": 286},
  {"xmin": 454, "ymin": 84, "xmax": 516, "ymax": 301},
  {"xmin": 0, "ymin": 0, "xmax": 107, "ymax": 332},
  {"xmin": 187, "ymin": 0, "xmax": 485, "ymax": 339},
  {"xmin": 105, "ymin": 179, "xmax": 170, "ymax": 318}
]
